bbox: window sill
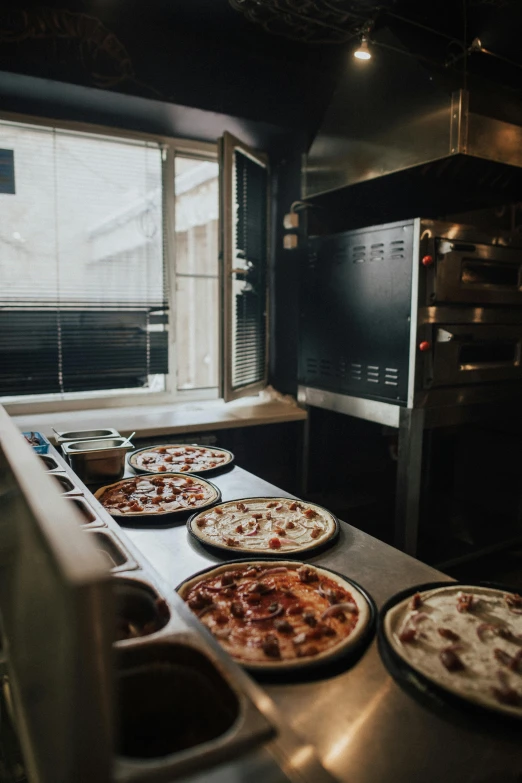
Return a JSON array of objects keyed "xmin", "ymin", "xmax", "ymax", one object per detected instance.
[{"xmin": 11, "ymin": 394, "xmax": 307, "ymax": 442}]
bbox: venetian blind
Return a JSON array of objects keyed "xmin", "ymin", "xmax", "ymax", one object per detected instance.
[
  {"xmin": 0, "ymin": 120, "xmax": 168, "ymax": 397},
  {"xmin": 231, "ymin": 147, "xmax": 268, "ymax": 391}
]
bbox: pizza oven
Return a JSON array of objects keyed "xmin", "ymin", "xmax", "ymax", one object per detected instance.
[
  {"xmin": 298, "ymin": 218, "xmax": 522, "ymax": 554},
  {"xmin": 298, "ymin": 218, "xmax": 522, "ymax": 418}
]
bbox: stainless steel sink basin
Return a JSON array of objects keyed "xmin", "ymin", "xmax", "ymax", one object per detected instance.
[{"xmin": 116, "ymin": 643, "xmax": 239, "ymax": 759}]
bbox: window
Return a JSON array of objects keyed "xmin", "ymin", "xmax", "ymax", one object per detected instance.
[
  {"xmin": 220, "ymin": 133, "xmax": 269, "ymax": 402},
  {"xmin": 0, "ymin": 121, "xmax": 268, "ymax": 412},
  {"xmin": 174, "ymin": 156, "xmax": 219, "ymax": 391}
]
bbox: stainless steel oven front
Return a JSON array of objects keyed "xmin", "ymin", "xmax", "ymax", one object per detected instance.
[
  {"xmin": 420, "ymin": 322, "xmax": 522, "ymax": 388},
  {"xmin": 427, "ymin": 236, "xmax": 522, "ymax": 307},
  {"xmin": 299, "ymin": 218, "xmax": 522, "ymax": 415}
]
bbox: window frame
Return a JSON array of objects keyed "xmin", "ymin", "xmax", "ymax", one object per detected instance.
[
  {"xmin": 219, "ymin": 131, "xmax": 270, "ymax": 402},
  {"xmin": 0, "ymin": 110, "xmax": 220, "ymax": 416}
]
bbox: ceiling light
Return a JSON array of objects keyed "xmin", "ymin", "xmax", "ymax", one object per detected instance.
[{"xmin": 354, "ymin": 37, "xmax": 371, "ymax": 61}]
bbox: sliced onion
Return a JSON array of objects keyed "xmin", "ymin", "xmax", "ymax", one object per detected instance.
[
  {"xmin": 321, "ymin": 602, "xmax": 357, "ymax": 620},
  {"xmin": 248, "ymin": 604, "xmax": 284, "ymax": 622}
]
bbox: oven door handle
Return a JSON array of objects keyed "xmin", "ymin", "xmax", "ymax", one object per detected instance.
[
  {"xmin": 438, "ymin": 241, "xmax": 477, "ymax": 255},
  {"xmin": 436, "ymin": 328, "xmax": 455, "ymax": 343}
]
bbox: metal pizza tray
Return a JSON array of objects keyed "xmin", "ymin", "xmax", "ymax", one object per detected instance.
[
  {"xmin": 175, "ymin": 559, "xmax": 376, "ymax": 681},
  {"xmin": 93, "ymin": 473, "xmax": 221, "ymax": 526},
  {"xmin": 128, "ymin": 444, "xmax": 235, "ymax": 477},
  {"xmin": 187, "ymin": 496, "xmax": 340, "ymax": 560},
  {"xmin": 378, "ymin": 581, "xmax": 522, "ymax": 727}
]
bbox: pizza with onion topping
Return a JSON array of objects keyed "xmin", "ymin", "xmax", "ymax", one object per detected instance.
[
  {"xmin": 94, "ymin": 473, "xmax": 220, "ymax": 516},
  {"xmin": 383, "ymin": 584, "xmax": 522, "ymax": 718},
  {"xmin": 178, "ymin": 561, "xmax": 371, "ymax": 669},
  {"xmin": 129, "ymin": 444, "xmax": 233, "ymax": 474},
  {"xmin": 188, "ymin": 497, "xmax": 337, "ymax": 555}
]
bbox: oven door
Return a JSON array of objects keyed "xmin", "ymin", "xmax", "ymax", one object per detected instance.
[
  {"xmin": 423, "ymin": 323, "xmax": 522, "ymax": 387},
  {"xmin": 430, "ymin": 239, "xmax": 522, "ymax": 306}
]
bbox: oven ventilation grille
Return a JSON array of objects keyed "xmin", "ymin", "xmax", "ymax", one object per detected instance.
[
  {"xmin": 306, "ymin": 358, "xmax": 318, "ymax": 374},
  {"xmin": 351, "ymin": 238, "xmax": 406, "ymax": 264},
  {"xmin": 385, "ymin": 367, "xmax": 399, "ymax": 386},
  {"xmin": 352, "ymin": 245, "xmax": 366, "ymax": 264},
  {"xmin": 306, "ymin": 358, "xmax": 400, "ymax": 390}
]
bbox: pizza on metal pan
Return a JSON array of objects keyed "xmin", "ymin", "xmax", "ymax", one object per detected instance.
[
  {"xmin": 189, "ymin": 497, "xmax": 337, "ymax": 555},
  {"xmin": 130, "ymin": 444, "xmax": 232, "ymax": 474},
  {"xmin": 95, "ymin": 474, "xmax": 219, "ymax": 516},
  {"xmin": 178, "ymin": 561, "xmax": 370, "ymax": 669},
  {"xmin": 384, "ymin": 584, "xmax": 522, "ymax": 717}
]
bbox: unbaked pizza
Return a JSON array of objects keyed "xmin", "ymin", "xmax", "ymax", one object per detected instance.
[
  {"xmin": 94, "ymin": 473, "xmax": 220, "ymax": 517},
  {"xmin": 188, "ymin": 497, "xmax": 338, "ymax": 556},
  {"xmin": 129, "ymin": 444, "xmax": 233, "ymax": 475},
  {"xmin": 178, "ymin": 561, "xmax": 371, "ymax": 670},
  {"xmin": 384, "ymin": 584, "xmax": 522, "ymax": 718}
]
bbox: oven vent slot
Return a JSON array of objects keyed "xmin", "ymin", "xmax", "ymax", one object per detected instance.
[
  {"xmin": 352, "ymin": 245, "xmax": 366, "ymax": 264},
  {"xmin": 389, "ymin": 239, "xmax": 406, "ymax": 260},
  {"xmin": 351, "ymin": 362, "xmax": 362, "ymax": 381},
  {"xmin": 320, "ymin": 359, "xmax": 333, "ymax": 377},
  {"xmin": 370, "ymin": 243, "xmax": 385, "ymax": 262},
  {"xmin": 306, "ymin": 358, "xmax": 318, "ymax": 375},
  {"xmin": 384, "ymin": 367, "xmax": 399, "ymax": 386},
  {"xmin": 337, "ymin": 360, "xmax": 346, "ymax": 379},
  {"xmin": 367, "ymin": 365, "xmax": 380, "ymax": 383}
]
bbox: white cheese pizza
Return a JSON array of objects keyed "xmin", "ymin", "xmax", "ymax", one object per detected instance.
[
  {"xmin": 129, "ymin": 444, "xmax": 233, "ymax": 475},
  {"xmin": 178, "ymin": 561, "xmax": 371, "ymax": 670},
  {"xmin": 94, "ymin": 473, "xmax": 220, "ymax": 517},
  {"xmin": 188, "ymin": 497, "xmax": 338, "ymax": 555},
  {"xmin": 384, "ymin": 584, "xmax": 522, "ymax": 717}
]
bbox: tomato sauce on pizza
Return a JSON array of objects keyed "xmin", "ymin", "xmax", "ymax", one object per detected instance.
[
  {"xmin": 179, "ymin": 562, "xmax": 370, "ymax": 668},
  {"xmin": 95, "ymin": 474, "xmax": 219, "ymax": 516}
]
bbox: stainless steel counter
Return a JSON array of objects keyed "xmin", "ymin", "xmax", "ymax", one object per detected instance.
[{"xmin": 118, "ymin": 466, "xmax": 522, "ymax": 783}]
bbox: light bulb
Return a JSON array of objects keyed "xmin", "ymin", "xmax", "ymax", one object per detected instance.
[{"xmin": 354, "ymin": 37, "xmax": 371, "ymax": 61}]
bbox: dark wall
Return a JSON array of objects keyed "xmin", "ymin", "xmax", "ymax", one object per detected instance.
[
  {"xmin": 0, "ymin": 70, "xmax": 291, "ymax": 154},
  {"xmin": 0, "ymin": 0, "xmax": 342, "ymax": 149},
  {"xmin": 269, "ymin": 152, "xmax": 304, "ymax": 396}
]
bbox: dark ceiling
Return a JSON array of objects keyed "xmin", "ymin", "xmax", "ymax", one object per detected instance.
[{"xmin": 0, "ymin": 0, "xmax": 521, "ymax": 144}]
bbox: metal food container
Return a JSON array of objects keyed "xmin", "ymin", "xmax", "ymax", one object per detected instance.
[
  {"xmin": 54, "ymin": 427, "xmax": 120, "ymax": 446},
  {"xmin": 62, "ymin": 437, "xmax": 133, "ymax": 483}
]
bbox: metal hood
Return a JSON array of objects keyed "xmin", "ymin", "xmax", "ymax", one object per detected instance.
[{"xmin": 304, "ymin": 35, "xmax": 522, "ymax": 212}]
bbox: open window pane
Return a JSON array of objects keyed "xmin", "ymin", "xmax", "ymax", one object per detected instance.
[{"xmin": 220, "ymin": 133, "xmax": 269, "ymax": 402}]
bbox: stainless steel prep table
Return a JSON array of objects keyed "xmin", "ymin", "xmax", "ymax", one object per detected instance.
[{"xmin": 116, "ymin": 465, "xmax": 522, "ymax": 783}]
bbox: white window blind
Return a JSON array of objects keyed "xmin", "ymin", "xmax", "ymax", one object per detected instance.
[{"xmin": 0, "ymin": 120, "xmax": 168, "ymax": 397}]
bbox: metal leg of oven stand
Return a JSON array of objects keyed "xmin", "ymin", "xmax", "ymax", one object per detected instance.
[{"xmin": 394, "ymin": 407, "xmax": 425, "ymax": 556}]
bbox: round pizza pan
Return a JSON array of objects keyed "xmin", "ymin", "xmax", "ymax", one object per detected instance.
[
  {"xmin": 127, "ymin": 444, "xmax": 235, "ymax": 477},
  {"xmin": 94, "ymin": 473, "xmax": 221, "ymax": 525},
  {"xmin": 176, "ymin": 558, "xmax": 376, "ymax": 680},
  {"xmin": 186, "ymin": 497, "xmax": 340, "ymax": 560},
  {"xmin": 378, "ymin": 580, "xmax": 522, "ymax": 726}
]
